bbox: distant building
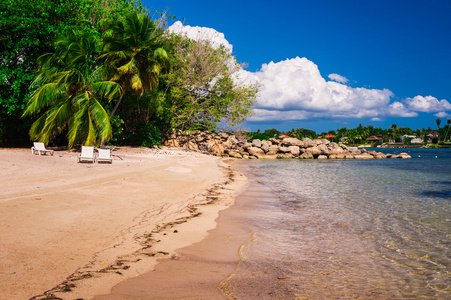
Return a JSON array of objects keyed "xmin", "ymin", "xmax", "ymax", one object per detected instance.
[
  {"xmin": 366, "ymin": 136, "xmax": 383, "ymax": 143},
  {"xmin": 401, "ymin": 134, "xmax": 416, "ymax": 143},
  {"xmin": 411, "ymin": 138, "xmax": 423, "ymax": 144}
]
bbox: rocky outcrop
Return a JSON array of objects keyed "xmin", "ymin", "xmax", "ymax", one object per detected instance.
[{"xmin": 164, "ymin": 131, "xmax": 409, "ymax": 160}]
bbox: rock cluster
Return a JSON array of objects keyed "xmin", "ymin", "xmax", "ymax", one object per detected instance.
[{"xmin": 165, "ymin": 131, "xmax": 411, "ymax": 159}]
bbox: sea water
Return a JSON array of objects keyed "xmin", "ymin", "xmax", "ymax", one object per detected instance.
[{"xmin": 230, "ymin": 148, "xmax": 451, "ymax": 299}]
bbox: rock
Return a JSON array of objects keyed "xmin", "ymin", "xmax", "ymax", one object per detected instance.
[
  {"xmin": 219, "ymin": 132, "xmax": 229, "ymax": 140},
  {"xmin": 278, "ymin": 146, "xmax": 291, "ymax": 153},
  {"xmin": 300, "ymin": 152, "xmax": 314, "ymax": 159},
  {"xmin": 302, "ymin": 138, "xmax": 314, "ymax": 148},
  {"xmin": 227, "ymin": 150, "xmax": 242, "ymax": 159},
  {"xmin": 354, "ymin": 154, "xmax": 374, "ymax": 159},
  {"xmin": 247, "ymin": 147, "xmax": 265, "ymax": 158},
  {"xmin": 261, "ymin": 143, "xmax": 270, "ymax": 153},
  {"xmin": 184, "ymin": 141, "xmax": 199, "ymax": 151},
  {"xmin": 252, "ymin": 139, "xmax": 262, "ymax": 148},
  {"xmin": 211, "ymin": 144, "xmax": 225, "ymax": 156},
  {"xmin": 277, "ymin": 153, "xmax": 294, "ymax": 159},
  {"xmin": 288, "ymin": 146, "xmax": 300, "ymax": 156},
  {"xmin": 317, "ymin": 155, "xmax": 328, "ymax": 159},
  {"xmin": 306, "ymin": 146, "xmax": 321, "ymax": 156},
  {"xmin": 282, "ymin": 137, "xmax": 304, "ymax": 147},
  {"xmin": 329, "ymin": 155, "xmax": 337, "ymax": 159},
  {"xmin": 318, "ymin": 144, "xmax": 329, "ymax": 155},
  {"xmin": 165, "ymin": 139, "xmax": 179, "ymax": 147},
  {"xmin": 345, "ymin": 154, "xmax": 355, "ymax": 159},
  {"xmin": 398, "ymin": 152, "xmax": 412, "ymax": 159}
]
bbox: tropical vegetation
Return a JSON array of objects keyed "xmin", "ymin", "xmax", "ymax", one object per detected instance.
[{"xmin": 1, "ymin": 0, "xmax": 258, "ymax": 147}]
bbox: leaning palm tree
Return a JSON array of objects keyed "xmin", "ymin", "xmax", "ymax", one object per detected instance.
[
  {"xmin": 445, "ymin": 119, "xmax": 451, "ymax": 141},
  {"xmin": 22, "ymin": 32, "xmax": 121, "ymax": 148},
  {"xmin": 100, "ymin": 11, "xmax": 168, "ymax": 118}
]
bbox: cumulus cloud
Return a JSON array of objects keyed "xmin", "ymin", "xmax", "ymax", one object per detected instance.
[
  {"xmin": 168, "ymin": 21, "xmax": 233, "ymax": 54},
  {"xmin": 166, "ymin": 22, "xmax": 450, "ymax": 123},
  {"xmin": 328, "ymin": 73, "xmax": 349, "ymax": 84},
  {"xmin": 404, "ymin": 95, "xmax": 451, "ymax": 112},
  {"xmin": 244, "ymin": 57, "xmax": 400, "ymax": 121},
  {"xmin": 434, "ymin": 111, "xmax": 451, "ymax": 118}
]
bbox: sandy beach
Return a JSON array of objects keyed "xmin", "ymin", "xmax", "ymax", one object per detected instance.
[{"xmin": 0, "ymin": 147, "xmax": 247, "ymax": 300}]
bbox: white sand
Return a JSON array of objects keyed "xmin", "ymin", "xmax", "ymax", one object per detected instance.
[{"xmin": 0, "ymin": 147, "xmax": 246, "ymax": 300}]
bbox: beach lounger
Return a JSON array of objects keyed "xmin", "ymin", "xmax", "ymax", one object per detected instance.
[
  {"xmin": 97, "ymin": 148, "xmax": 113, "ymax": 163},
  {"xmin": 152, "ymin": 146, "xmax": 174, "ymax": 155},
  {"xmin": 31, "ymin": 142, "xmax": 54, "ymax": 156},
  {"xmin": 78, "ymin": 146, "xmax": 95, "ymax": 163}
]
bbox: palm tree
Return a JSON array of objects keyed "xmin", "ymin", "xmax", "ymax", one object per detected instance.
[
  {"xmin": 436, "ymin": 118, "xmax": 441, "ymax": 143},
  {"xmin": 100, "ymin": 11, "xmax": 168, "ymax": 118},
  {"xmin": 390, "ymin": 124, "xmax": 397, "ymax": 143},
  {"xmin": 445, "ymin": 119, "xmax": 451, "ymax": 141},
  {"xmin": 22, "ymin": 32, "xmax": 121, "ymax": 148}
]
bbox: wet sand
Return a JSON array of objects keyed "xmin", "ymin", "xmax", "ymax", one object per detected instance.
[
  {"xmin": 93, "ymin": 161, "xmax": 273, "ymax": 300},
  {"xmin": 0, "ymin": 147, "xmax": 247, "ymax": 300}
]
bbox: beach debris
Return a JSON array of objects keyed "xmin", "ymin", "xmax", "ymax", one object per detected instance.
[{"xmin": 278, "ymin": 276, "xmax": 288, "ymax": 279}]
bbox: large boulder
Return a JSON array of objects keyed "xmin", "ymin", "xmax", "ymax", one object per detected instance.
[
  {"xmin": 300, "ymin": 152, "xmax": 314, "ymax": 159},
  {"xmin": 261, "ymin": 142, "xmax": 270, "ymax": 153},
  {"xmin": 282, "ymin": 137, "xmax": 304, "ymax": 147},
  {"xmin": 211, "ymin": 143, "xmax": 225, "ymax": 156},
  {"xmin": 317, "ymin": 155, "xmax": 328, "ymax": 160},
  {"xmin": 247, "ymin": 147, "xmax": 266, "ymax": 158},
  {"xmin": 302, "ymin": 138, "xmax": 314, "ymax": 148},
  {"xmin": 252, "ymin": 139, "xmax": 262, "ymax": 148},
  {"xmin": 306, "ymin": 146, "xmax": 321, "ymax": 156},
  {"xmin": 227, "ymin": 150, "xmax": 242, "ymax": 159},
  {"xmin": 397, "ymin": 152, "xmax": 412, "ymax": 159},
  {"xmin": 288, "ymin": 146, "xmax": 300, "ymax": 156},
  {"xmin": 267, "ymin": 145, "xmax": 279, "ymax": 155},
  {"xmin": 277, "ymin": 153, "xmax": 294, "ymax": 159},
  {"xmin": 278, "ymin": 146, "xmax": 291, "ymax": 153}
]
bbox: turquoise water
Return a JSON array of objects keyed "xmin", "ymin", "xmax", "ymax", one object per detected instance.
[{"xmin": 231, "ymin": 148, "xmax": 451, "ymax": 299}]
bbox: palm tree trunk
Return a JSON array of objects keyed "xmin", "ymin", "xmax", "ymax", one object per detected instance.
[
  {"xmin": 100, "ymin": 89, "xmax": 126, "ymax": 147},
  {"xmin": 110, "ymin": 89, "xmax": 126, "ymax": 118}
]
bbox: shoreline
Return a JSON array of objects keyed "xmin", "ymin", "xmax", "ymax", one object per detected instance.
[
  {"xmin": 93, "ymin": 160, "xmax": 269, "ymax": 299},
  {"xmin": 0, "ymin": 147, "xmax": 248, "ymax": 300}
]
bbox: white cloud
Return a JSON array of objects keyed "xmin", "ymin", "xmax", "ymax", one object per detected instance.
[
  {"xmin": 246, "ymin": 57, "xmax": 395, "ymax": 120},
  {"xmin": 328, "ymin": 73, "xmax": 349, "ymax": 84},
  {"xmin": 434, "ymin": 111, "xmax": 451, "ymax": 118},
  {"xmin": 168, "ymin": 21, "xmax": 233, "ymax": 54},
  {"xmin": 404, "ymin": 95, "xmax": 451, "ymax": 112},
  {"xmin": 166, "ymin": 23, "xmax": 450, "ymax": 123},
  {"xmin": 387, "ymin": 102, "xmax": 418, "ymax": 117}
]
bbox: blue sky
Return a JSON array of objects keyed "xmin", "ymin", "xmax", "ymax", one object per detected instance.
[{"xmin": 144, "ymin": 0, "xmax": 451, "ymax": 133}]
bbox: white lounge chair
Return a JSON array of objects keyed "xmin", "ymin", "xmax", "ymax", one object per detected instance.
[
  {"xmin": 97, "ymin": 148, "xmax": 113, "ymax": 163},
  {"xmin": 31, "ymin": 142, "xmax": 54, "ymax": 156},
  {"xmin": 152, "ymin": 146, "xmax": 174, "ymax": 155},
  {"xmin": 78, "ymin": 146, "xmax": 95, "ymax": 163}
]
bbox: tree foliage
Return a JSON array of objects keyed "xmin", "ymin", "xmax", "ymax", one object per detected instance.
[
  {"xmin": 0, "ymin": 0, "xmax": 144, "ymax": 145},
  {"xmin": 22, "ymin": 32, "xmax": 121, "ymax": 147},
  {"xmin": 158, "ymin": 34, "xmax": 258, "ymax": 133}
]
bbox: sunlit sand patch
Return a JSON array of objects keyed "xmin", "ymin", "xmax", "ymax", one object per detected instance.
[{"xmin": 165, "ymin": 166, "xmax": 192, "ymax": 173}]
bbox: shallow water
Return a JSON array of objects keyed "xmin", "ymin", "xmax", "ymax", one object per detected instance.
[{"xmin": 231, "ymin": 148, "xmax": 451, "ymax": 299}]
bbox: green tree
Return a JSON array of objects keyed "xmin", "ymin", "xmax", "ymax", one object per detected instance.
[
  {"xmin": 22, "ymin": 32, "xmax": 121, "ymax": 147},
  {"xmin": 445, "ymin": 119, "xmax": 451, "ymax": 141},
  {"xmin": 158, "ymin": 34, "xmax": 258, "ymax": 132},
  {"xmin": 100, "ymin": 11, "xmax": 168, "ymax": 118},
  {"xmin": 436, "ymin": 118, "xmax": 441, "ymax": 143},
  {"xmin": 0, "ymin": 0, "xmax": 144, "ymax": 145}
]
